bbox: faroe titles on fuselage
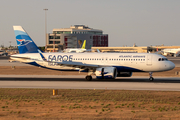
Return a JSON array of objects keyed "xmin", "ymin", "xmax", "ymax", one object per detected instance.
[
  {"xmin": 48, "ymin": 55, "xmax": 73, "ymax": 62},
  {"xmin": 47, "ymin": 55, "xmax": 73, "ymax": 66}
]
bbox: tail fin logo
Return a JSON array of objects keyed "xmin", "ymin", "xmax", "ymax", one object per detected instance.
[{"xmin": 16, "ymin": 39, "xmax": 32, "ymax": 46}]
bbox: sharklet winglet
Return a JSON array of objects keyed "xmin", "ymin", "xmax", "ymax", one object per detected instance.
[{"xmin": 37, "ymin": 49, "xmax": 47, "ymax": 61}]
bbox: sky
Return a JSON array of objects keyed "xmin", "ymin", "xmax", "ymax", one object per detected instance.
[{"xmin": 1, "ymin": 0, "xmax": 180, "ymax": 47}]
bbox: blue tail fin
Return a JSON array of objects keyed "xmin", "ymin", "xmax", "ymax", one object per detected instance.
[{"xmin": 13, "ymin": 26, "xmax": 39, "ymax": 54}]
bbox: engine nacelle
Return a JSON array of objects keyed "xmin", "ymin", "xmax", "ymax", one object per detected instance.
[
  {"xmin": 117, "ymin": 72, "xmax": 132, "ymax": 77},
  {"xmin": 95, "ymin": 67, "xmax": 117, "ymax": 79}
]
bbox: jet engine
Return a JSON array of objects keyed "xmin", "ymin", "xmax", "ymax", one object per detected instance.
[{"xmin": 95, "ymin": 67, "xmax": 117, "ymax": 79}]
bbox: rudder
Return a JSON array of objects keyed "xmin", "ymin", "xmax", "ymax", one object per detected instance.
[
  {"xmin": 13, "ymin": 26, "xmax": 39, "ymax": 54},
  {"xmin": 81, "ymin": 40, "xmax": 86, "ymax": 49}
]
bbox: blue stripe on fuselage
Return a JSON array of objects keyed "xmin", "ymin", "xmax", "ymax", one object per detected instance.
[
  {"xmin": 25, "ymin": 62, "xmax": 144, "ymax": 72},
  {"xmin": 114, "ymin": 66, "xmax": 144, "ymax": 72}
]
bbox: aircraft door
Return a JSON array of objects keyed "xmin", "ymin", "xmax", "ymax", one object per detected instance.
[
  {"xmin": 101, "ymin": 57, "xmax": 108, "ymax": 64},
  {"xmin": 146, "ymin": 55, "xmax": 152, "ymax": 65}
]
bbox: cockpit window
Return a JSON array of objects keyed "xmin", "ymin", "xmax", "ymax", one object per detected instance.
[{"xmin": 158, "ymin": 58, "xmax": 168, "ymax": 61}]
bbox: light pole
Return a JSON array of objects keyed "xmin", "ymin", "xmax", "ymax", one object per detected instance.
[
  {"xmin": 43, "ymin": 8, "xmax": 48, "ymax": 51},
  {"xmin": 9, "ymin": 41, "xmax": 11, "ymax": 48}
]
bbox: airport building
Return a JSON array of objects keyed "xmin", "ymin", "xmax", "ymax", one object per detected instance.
[
  {"xmin": 46, "ymin": 25, "xmax": 108, "ymax": 52},
  {"xmin": 92, "ymin": 45, "xmax": 180, "ymax": 53}
]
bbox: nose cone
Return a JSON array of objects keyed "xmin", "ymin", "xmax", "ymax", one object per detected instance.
[{"xmin": 167, "ymin": 61, "xmax": 175, "ymax": 70}]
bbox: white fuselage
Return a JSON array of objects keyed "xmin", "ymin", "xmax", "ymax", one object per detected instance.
[{"xmin": 10, "ymin": 52, "xmax": 175, "ymax": 72}]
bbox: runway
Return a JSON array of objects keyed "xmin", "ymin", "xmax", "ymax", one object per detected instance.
[
  {"xmin": 1, "ymin": 57, "xmax": 180, "ymax": 91},
  {"xmin": 0, "ymin": 75, "xmax": 180, "ymax": 91},
  {"xmin": 0, "ymin": 60, "xmax": 31, "ymax": 66}
]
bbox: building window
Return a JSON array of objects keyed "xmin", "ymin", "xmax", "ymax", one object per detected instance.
[
  {"xmin": 57, "ymin": 31, "xmax": 63, "ymax": 34},
  {"xmin": 47, "ymin": 46, "xmax": 53, "ymax": 48},
  {"xmin": 49, "ymin": 41, "xmax": 53, "ymax": 44},
  {"xmin": 49, "ymin": 36, "xmax": 53, "ymax": 39},
  {"xmin": 55, "ymin": 36, "xmax": 60, "ymax": 39},
  {"xmin": 55, "ymin": 41, "xmax": 60, "ymax": 44},
  {"xmin": 63, "ymin": 31, "xmax": 71, "ymax": 34}
]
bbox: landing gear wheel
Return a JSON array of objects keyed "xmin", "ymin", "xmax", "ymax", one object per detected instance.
[
  {"xmin": 149, "ymin": 77, "xmax": 154, "ymax": 81},
  {"xmin": 85, "ymin": 76, "xmax": 92, "ymax": 81},
  {"xmin": 149, "ymin": 72, "xmax": 154, "ymax": 81}
]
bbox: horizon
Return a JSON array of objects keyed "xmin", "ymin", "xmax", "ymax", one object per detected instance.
[{"xmin": 1, "ymin": 0, "xmax": 180, "ymax": 47}]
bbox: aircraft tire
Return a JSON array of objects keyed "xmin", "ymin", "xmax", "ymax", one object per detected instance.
[
  {"xmin": 149, "ymin": 77, "xmax": 154, "ymax": 81},
  {"xmin": 85, "ymin": 76, "xmax": 92, "ymax": 81}
]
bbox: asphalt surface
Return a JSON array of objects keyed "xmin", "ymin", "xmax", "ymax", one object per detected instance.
[
  {"xmin": 0, "ymin": 56, "xmax": 9, "ymax": 60},
  {"xmin": 0, "ymin": 75, "xmax": 180, "ymax": 91}
]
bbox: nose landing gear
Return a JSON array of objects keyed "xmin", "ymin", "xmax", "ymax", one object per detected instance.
[{"xmin": 149, "ymin": 72, "xmax": 154, "ymax": 81}]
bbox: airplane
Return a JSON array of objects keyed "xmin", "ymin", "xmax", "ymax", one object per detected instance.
[
  {"xmin": 0, "ymin": 50, "xmax": 8, "ymax": 56},
  {"xmin": 161, "ymin": 48, "xmax": 180, "ymax": 57},
  {"xmin": 10, "ymin": 26, "xmax": 175, "ymax": 81},
  {"xmin": 63, "ymin": 40, "xmax": 87, "ymax": 53}
]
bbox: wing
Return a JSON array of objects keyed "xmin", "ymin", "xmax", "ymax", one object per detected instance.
[
  {"xmin": 37, "ymin": 50, "xmax": 101, "ymax": 70},
  {"xmin": 51, "ymin": 61, "xmax": 99, "ymax": 69}
]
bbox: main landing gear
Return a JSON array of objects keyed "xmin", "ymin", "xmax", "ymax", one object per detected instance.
[
  {"xmin": 85, "ymin": 75, "xmax": 92, "ymax": 81},
  {"xmin": 149, "ymin": 72, "xmax": 154, "ymax": 81},
  {"xmin": 85, "ymin": 70, "xmax": 93, "ymax": 81}
]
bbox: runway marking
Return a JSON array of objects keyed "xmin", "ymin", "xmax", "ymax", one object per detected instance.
[{"xmin": 0, "ymin": 76, "xmax": 180, "ymax": 91}]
